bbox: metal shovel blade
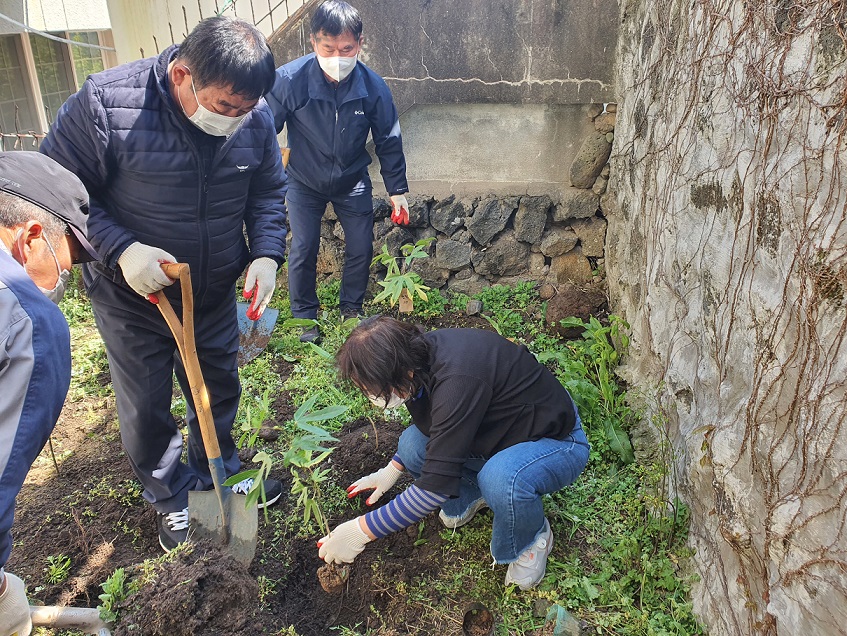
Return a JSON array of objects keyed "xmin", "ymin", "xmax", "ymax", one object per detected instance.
[
  {"xmin": 236, "ymin": 303, "xmax": 279, "ymax": 366},
  {"xmin": 189, "ymin": 487, "xmax": 258, "ymax": 566}
]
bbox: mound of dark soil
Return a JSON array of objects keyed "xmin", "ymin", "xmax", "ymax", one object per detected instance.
[{"xmin": 116, "ymin": 543, "xmax": 258, "ymax": 636}]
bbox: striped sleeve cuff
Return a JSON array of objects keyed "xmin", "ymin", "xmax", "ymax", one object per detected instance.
[{"xmin": 363, "ymin": 484, "xmax": 448, "ymax": 539}]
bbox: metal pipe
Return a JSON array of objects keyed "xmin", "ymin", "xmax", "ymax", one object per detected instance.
[{"xmin": 29, "ymin": 606, "xmax": 112, "ymax": 636}]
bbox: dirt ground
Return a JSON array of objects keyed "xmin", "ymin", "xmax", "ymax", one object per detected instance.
[{"xmin": 9, "ymin": 315, "xmax": 507, "ymax": 635}]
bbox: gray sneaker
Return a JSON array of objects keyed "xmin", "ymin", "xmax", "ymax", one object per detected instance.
[
  {"xmin": 504, "ymin": 518, "xmax": 553, "ymax": 590},
  {"xmin": 438, "ymin": 497, "xmax": 488, "ymax": 529},
  {"xmin": 299, "ymin": 325, "xmax": 320, "ymax": 343}
]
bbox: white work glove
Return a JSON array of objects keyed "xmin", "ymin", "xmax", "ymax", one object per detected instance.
[
  {"xmin": 346, "ymin": 461, "xmax": 404, "ymax": 505},
  {"xmin": 318, "ymin": 517, "xmax": 372, "ymax": 564},
  {"xmin": 117, "ymin": 241, "xmax": 176, "ymax": 297},
  {"xmin": 390, "ymin": 194, "xmax": 409, "ymax": 225},
  {"xmin": 0, "ymin": 571, "xmax": 32, "ymax": 636},
  {"xmin": 242, "ymin": 257, "xmax": 278, "ymax": 320}
]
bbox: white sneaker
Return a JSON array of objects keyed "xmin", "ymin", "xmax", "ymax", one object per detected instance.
[
  {"xmin": 231, "ymin": 477, "xmax": 282, "ymax": 509},
  {"xmin": 504, "ymin": 518, "xmax": 554, "ymax": 590},
  {"xmin": 438, "ymin": 497, "xmax": 488, "ymax": 529}
]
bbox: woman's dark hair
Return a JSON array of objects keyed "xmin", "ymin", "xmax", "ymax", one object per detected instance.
[
  {"xmin": 311, "ymin": 1, "xmax": 363, "ymax": 40},
  {"xmin": 336, "ymin": 316, "xmax": 430, "ymax": 401},
  {"xmin": 176, "ymin": 16, "xmax": 275, "ymax": 100}
]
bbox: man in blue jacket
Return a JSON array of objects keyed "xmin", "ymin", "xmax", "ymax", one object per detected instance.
[
  {"xmin": 266, "ymin": 0, "xmax": 410, "ymax": 342},
  {"xmin": 41, "ymin": 16, "xmax": 288, "ymax": 552},
  {"xmin": 0, "ymin": 152, "xmax": 98, "ymax": 636}
]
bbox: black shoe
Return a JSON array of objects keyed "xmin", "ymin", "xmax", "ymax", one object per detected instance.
[
  {"xmin": 231, "ymin": 477, "xmax": 283, "ymax": 509},
  {"xmin": 299, "ymin": 325, "xmax": 320, "ymax": 343},
  {"xmin": 340, "ymin": 309, "xmax": 363, "ymax": 323},
  {"xmin": 157, "ymin": 507, "xmax": 189, "ymax": 552}
]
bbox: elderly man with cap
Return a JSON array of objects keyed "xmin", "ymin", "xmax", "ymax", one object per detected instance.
[{"xmin": 0, "ymin": 151, "xmax": 97, "ymax": 636}]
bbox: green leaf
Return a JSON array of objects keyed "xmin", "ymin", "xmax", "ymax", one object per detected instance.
[
  {"xmin": 223, "ymin": 469, "xmax": 259, "ymax": 487},
  {"xmin": 604, "ymin": 417, "xmax": 635, "ymax": 464},
  {"xmin": 307, "ymin": 342, "xmax": 332, "ymax": 359},
  {"xmin": 301, "ymin": 405, "xmax": 349, "ymax": 422},
  {"xmin": 581, "ymin": 577, "xmax": 601, "ymax": 600},
  {"xmin": 282, "ymin": 318, "xmax": 318, "ymax": 328},
  {"xmin": 293, "ymin": 395, "xmax": 319, "ymax": 422}
]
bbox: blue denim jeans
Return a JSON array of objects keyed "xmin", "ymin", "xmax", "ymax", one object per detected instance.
[{"xmin": 397, "ymin": 405, "xmax": 590, "ymax": 563}]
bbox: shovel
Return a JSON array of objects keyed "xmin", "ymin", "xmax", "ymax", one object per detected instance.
[{"xmin": 156, "ymin": 263, "xmax": 258, "ymax": 566}]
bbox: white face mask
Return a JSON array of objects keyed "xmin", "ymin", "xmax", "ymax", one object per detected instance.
[
  {"xmin": 317, "ymin": 54, "xmax": 358, "ymax": 82},
  {"xmin": 15, "ymin": 230, "xmax": 70, "ymax": 304},
  {"xmin": 368, "ymin": 392, "xmax": 407, "ymax": 410},
  {"xmin": 178, "ymin": 70, "xmax": 247, "ymax": 137}
]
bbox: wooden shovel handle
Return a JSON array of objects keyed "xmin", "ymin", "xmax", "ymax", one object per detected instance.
[{"xmin": 154, "ymin": 263, "xmax": 222, "ymax": 462}]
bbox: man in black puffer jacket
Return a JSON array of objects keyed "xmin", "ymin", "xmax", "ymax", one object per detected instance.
[{"xmin": 41, "ymin": 16, "xmax": 288, "ymax": 552}]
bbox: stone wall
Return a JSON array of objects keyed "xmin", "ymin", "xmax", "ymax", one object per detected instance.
[{"xmin": 608, "ymin": 1, "xmax": 847, "ymax": 634}]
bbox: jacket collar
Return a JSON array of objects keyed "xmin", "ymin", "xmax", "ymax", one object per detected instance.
[
  {"xmin": 306, "ymin": 53, "xmax": 368, "ymax": 104},
  {"xmin": 154, "ymin": 45, "xmax": 181, "ymax": 114}
]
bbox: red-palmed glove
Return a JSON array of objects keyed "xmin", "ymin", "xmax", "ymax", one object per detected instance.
[
  {"xmin": 390, "ymin": 194, "xmax": 409, "ymax": 225},
  {"xmin": 243, "ymin": 257, "xmax": 278, "ymax": 320},
  {"xmin": 318, "ymin": 517, "xmax": 372, "ymax": 564},
  {"xmin": 346, "ymin": 460, "xmax": 404, "ymax": 505}
]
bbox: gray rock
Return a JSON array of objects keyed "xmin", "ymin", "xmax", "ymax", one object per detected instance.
[
  {"xmin": 514, "ymin": 196, "xmax": 552, "ymax": 244},
  {"xmin": 407, "ymin": 194, "xmax": 433, "ymax": 228},
  {"xmin": 549, "ymin": 247, "xmax": 593, "ymax": 284},
  {"xmin": 601, "ymin": 164, "xmax": 611, "ymax": 178},
  {"xmin": 320, "ymin": 220, "xmax": 335, "ymax": 240},
  {"xmin": 471, "ymin": 231, "xmax": 531, "ymax": 277},
  {"xmin": 381, "ymin": 227, "xmax": 417, "ymax": 264},
  {"xmin": 373, "ymin": 197, "xmax": 392, "ymax": 221},
  {"xmin": 538, "ymin": 283, "xmax": 557, "ymax": 300},
  {"xmin": 599, "ymin": 192, "xmax": 617, "ymax": 216},
  {"xmin": 466, "ymin": 196, "xmax": 518, "ymax": 245},
  {"xmin": 606, "ymin": 103, "xmax": 618, "ymax": 113},
  {"xmin": 594, "ymin": 112, "xmax": 616, "ymax": 133},
  {"xmin": 410, "ymin": 258, "xmax": 449, "ymax": 288},
  {"xmin": 373, "ymin": 218, "xmax": 393, "ymax": 242},
  {"xmin": 448, "ymin": 272, "xmax": 489, "ymax": 296},
  {"xmin": 593, "ymin": 175, "xmax": 609, "ymax": 195},
  {"xmin": 571, "ymin": 217, "xmax": 608, "ymax": 257},
  {"xmin": 466, "ymin": 299, "xmax": 483, "ymax": 315},
  {"xmin": 587, "ymin": 103, "xmax": 603, "ymax": 119},
  {"xmin": 452, "ymin": 267, "xmax": 473, "ymax": 281},
  {"xmin": 541, "ymin": 227, "xmax": 579, "ymax": 257},
  {"xmin": 430, "ymin": 195, "xmax": 468, "ymax": 236},
  {"xmin": 529, "ymin": 252, "xmax": 548, "ymax": 277},
  {"xmin": 605, "ymin": 132, "xmax": 614, "ymax": 143},
  {"xmin": 316, "ymin": 240, "xmax": 342, "ymax": 275},
  {"xmin": 554, "ymin": 188, "xmax": 600, "ymax": 221},
  {"xmin": 569, "ymin": 132, "xmax": 613, "ymax": 188},
  {"xmin": 333, "ymin": 222, "xmax": 345, "ymax": 241},
  {"xmin": 435, "ymin": 239, "xmax": 472, "ymax": 270},
  {"xmin": 325, "ymin": 202, "xmax": 338, "ymax": 221}
]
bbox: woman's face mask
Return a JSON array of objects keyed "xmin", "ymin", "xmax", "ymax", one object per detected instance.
[
  {"xmin": 368, "ymin": 392, "xmax": 407, "ymax": 410},
  {"xmin": 178, "ymin": 69, "xmax": 247, "ymax": 137},
  {"xmin": 316, "ymin": 53, "xmax": 358, "ymax": 82}
]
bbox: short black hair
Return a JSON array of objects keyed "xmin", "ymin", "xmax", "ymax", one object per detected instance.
[
  {"xmin": 176, "ymin": 16, "xmax": 275, "ymax": 100},
  {"xmin": 336, "ymin": 316, "xmax": 430, "ymax": 401},
  {"xmin": 0, "ymin": 192, "xmax": 67, "ymax": 243},
  {"xmin": 311, "ymin": 1, "xmax": 363, "ymax": 40}
]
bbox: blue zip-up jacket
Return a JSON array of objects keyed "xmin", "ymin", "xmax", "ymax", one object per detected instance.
[
  {"xmin": 40, "ymin": 46, "xmax": 288, "ymax": 306},
  {"xmin": 266, "ymin": 53, "xmax": 408, "ymax": 198},
  {"xmin": 0, "ymin": 250, "xmax": 70, "ymax": 569}
]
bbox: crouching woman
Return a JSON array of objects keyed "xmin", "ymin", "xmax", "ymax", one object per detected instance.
[{"xmin": 318, "ymin": 316, "xmax": 590, "ymax": 590}]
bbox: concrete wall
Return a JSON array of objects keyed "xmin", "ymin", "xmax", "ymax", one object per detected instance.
[
  {"xmin": 608, "ymin": 1, "xmax": 847, "ymax": 634},
  {"xmin": 0, "ymin": 0, "xmax": 111, "ymax": 34}
]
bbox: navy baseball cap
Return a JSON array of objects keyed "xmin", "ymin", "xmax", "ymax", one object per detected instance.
[{"xmin": 0, "ymin": 151, "xmax": 98, "ymax": 263}]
